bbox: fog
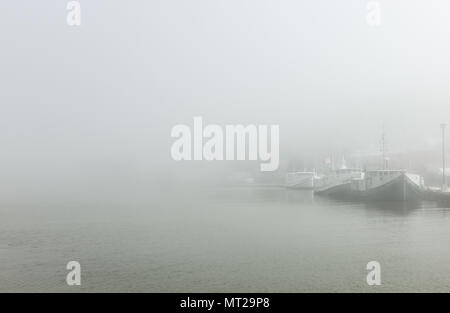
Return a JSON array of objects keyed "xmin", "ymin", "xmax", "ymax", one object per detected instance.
[{"xmin": 2, "ymin": 0, "xmax": 450, "ymax": 200}]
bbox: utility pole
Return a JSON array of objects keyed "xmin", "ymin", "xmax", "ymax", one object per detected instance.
[
  {"xmin": 441, "ymin": 123, "xmax": 447, "ymax": 191},
  {"xmin": 380, "ymin": 124, "xmax": 387, "ymax": 170}
]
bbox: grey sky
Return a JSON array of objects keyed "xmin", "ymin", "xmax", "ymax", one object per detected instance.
[{"xmin": 1, "ymin": 1, "xmax": 450, "ymax": 190}]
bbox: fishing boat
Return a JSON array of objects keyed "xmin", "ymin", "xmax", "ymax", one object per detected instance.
[
  {"xmin": 314, "ymin": 168, "xmax": 363, "ymax": 199},
  {"xmin": 346, "ymin": 126, "xmax": 426, "ymax": 201},
  {"xmin": 350, "ymin": 170, "xmax": 425, "ymax": 201}
]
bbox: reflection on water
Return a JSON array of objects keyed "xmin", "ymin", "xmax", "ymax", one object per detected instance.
[
  {"xmin": 1, "ymin": 186, "xmax": 450, "ymax": 292},
  {"xmin": 362, "ymin": 200, "xmax": 423, "ymax": 216}
]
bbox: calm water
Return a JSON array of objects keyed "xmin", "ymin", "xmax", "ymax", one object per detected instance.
[{"xmin": 1, "ymin": 186, "xmax": 450, "ymax": 292}]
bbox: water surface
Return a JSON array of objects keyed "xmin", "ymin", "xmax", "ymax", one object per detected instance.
[{"xmin": 1, "ymin": 186, "xmax": 450, "ymax": 292}]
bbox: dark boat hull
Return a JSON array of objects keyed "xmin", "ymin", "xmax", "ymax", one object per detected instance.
[
  {"xmin": 424, "ymin": 189, "xmax": 450, "ymax": 206},
  {"xmin": 359, "ymin": 174, "xmax": 424, "ymax": 202},
  {"xmin": 314, "ymin": 182, "xmax": 352, "ymax": 200}
]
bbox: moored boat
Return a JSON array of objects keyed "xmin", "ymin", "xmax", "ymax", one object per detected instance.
[
  {"xmin": 314, "ymin": 168, "xmax": 363, "ymax": 199},
  {"xmin": 424, "ymin": 188, "xmax": 450, "ymax": 205},
  {"xmin": 350, "ymin": 170, "xmax": 426, "ymax": 202}
]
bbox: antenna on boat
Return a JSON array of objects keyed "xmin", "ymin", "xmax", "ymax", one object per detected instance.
[{"xmin": 441, "ymin": 123, "xmax": 447, "ymax": 191}]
